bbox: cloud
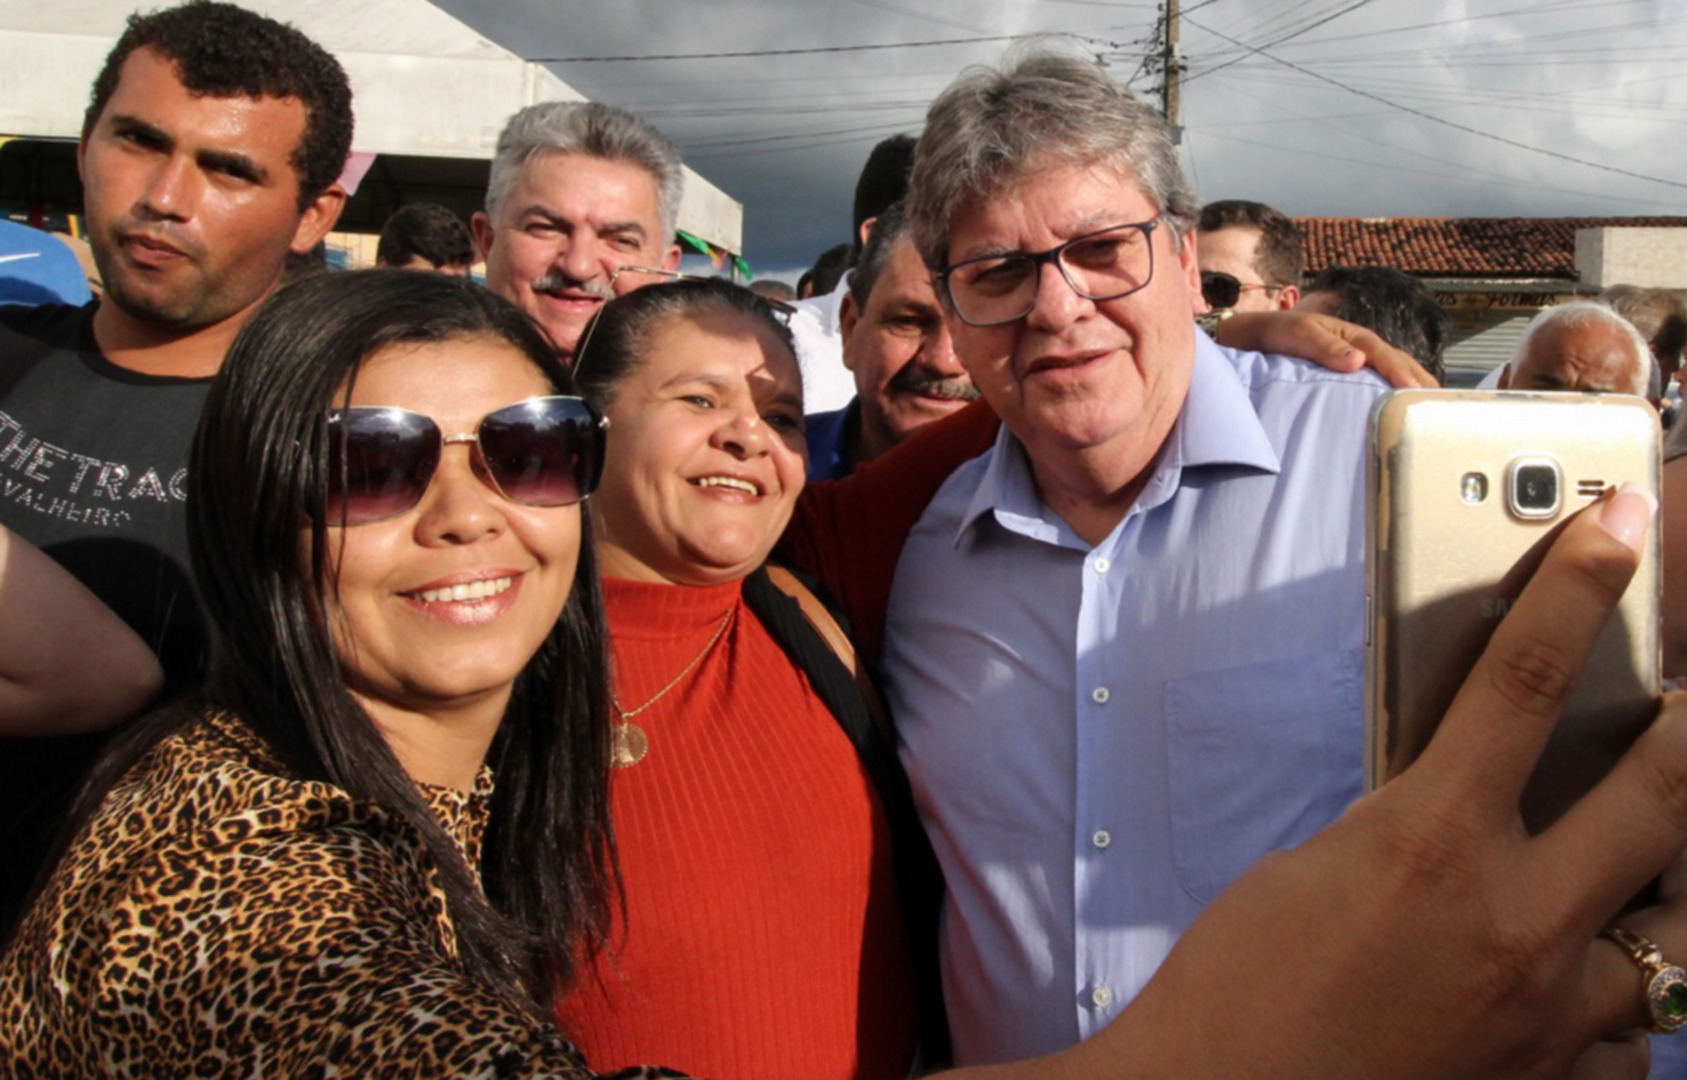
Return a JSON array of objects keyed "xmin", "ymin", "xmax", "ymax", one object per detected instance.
[{"xmin": 432, "ymin": 0, "xmax": 1687, "ymax": 270}]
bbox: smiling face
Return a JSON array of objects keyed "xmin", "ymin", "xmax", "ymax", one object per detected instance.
[
  {"xmin": 79, "ymin": 47, "xmax": 338, "ymax": 334},
  {"xmin": 841, "ymin": 234, "xmax": 975, "ymax": 462},
  {"xmin": 592, "ymin": 309, "xmax": 808, "ymax": 586},
  {"xmin": 474, "ymin": 152, "xmax": 681, "ymax": 357},
  {"xmin": 945, "ymin": 159, "xmax": 1200, "ymax": 500},
  {"xmin": 325, "ymin": 335, "xmax": 581, "ymax": 729}
]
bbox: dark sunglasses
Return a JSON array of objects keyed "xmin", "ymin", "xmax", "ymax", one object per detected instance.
[
  {"xmin": 323, "ymin": 395, "xmax": 607, "ymax": 525},
  {"xmin": 1200, "ymin": 270, "xmax": 1279, "ymax": 310}
]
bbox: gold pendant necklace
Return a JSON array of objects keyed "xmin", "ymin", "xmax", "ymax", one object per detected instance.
[{"xmin": 610, "ymin": 605, "xmax": 735, "ymax": 768}]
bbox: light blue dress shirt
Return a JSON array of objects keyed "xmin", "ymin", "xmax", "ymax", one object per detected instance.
[{"xmin": 884, "ymin": 331, "xmax": 1388, "ymax": 1064}]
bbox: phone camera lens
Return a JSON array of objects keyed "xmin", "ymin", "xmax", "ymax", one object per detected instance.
[
  {"xmin": 1508, "ymin": 459, "xmax": 1562, "ymax": 519},
  {"xmin": 1518, "ymin": 467, "xmax": 1556, "ymax": 508}
]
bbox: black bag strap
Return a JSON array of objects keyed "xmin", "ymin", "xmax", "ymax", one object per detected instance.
[
  {"xmin": 741, "ymin": 564, "xmax": 904, "ymax": 844},
  {"xmin": 743, "ymin": 564, "xmax": 951, "ymax": 1069},
  {"xmin": 762, "ymin": 565, "xmax": 895, "ymax": 742}
]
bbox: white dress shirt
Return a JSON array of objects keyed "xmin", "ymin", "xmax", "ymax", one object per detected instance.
[{"xmin": 787, "ymin": 274, "xmax": 857, "ymax": 413}]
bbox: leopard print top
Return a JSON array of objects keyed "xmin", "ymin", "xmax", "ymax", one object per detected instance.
[{"xmin": 0, "ymin": 712, "xmax": 684, "ymax": 1080}]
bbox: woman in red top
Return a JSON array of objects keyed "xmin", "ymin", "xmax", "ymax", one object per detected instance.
[{"xmin": 565, "ymin": 279, "xmax": 929, "ymax": 1080}]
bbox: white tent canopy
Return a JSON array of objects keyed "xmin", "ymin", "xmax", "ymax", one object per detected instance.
[{"xmin": 0, "ymin": 0, "xmax": 743, "ymax": 252}]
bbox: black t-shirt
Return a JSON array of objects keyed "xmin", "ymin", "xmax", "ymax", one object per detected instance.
[
  {"xmin": 0, "ymin": 302, "xmax": 213, "ymax": 933},
  {"xmin": 0, "ymin": 302, "xmax": 212, "ymax": 682}
]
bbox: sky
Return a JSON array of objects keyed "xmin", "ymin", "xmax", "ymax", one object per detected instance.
[{"xmin": 429, "ymin": 0, "xmax": 1687, "ymax": 278}]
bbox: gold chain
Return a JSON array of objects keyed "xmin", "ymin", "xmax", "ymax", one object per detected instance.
[{"xmin": 611, "ymin": 606, "xmax": 735, "ymax": 720}]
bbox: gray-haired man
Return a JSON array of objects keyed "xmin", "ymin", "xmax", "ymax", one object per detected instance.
[
  {"xmin": 1498, "ymin": 299, "xmax": 1658, "ymax": 399},
  {"xmin": 474, "ymin": 101, "xmax": 683, "ymax": 357},
  {"xmin": 882, "ymin": 52, "xmax": 1388, "ymax": 1064}
]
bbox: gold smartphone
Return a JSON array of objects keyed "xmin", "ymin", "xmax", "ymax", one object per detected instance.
[{"xmin": 1366, "ymin": 390, "xmax": 1660, "ymax": 832}]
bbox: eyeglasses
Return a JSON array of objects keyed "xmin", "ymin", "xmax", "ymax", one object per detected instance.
[
  {"xmin": 1199, "ymin": 270, "xmax": 1281, "ymax": 311},
  {"xmin": 937, "ymin": 219, "xmax": 1161, "ymax": 327},
  {"xmin": 323, "ymin": 396, "xmax": 607, "ymax": 525}
]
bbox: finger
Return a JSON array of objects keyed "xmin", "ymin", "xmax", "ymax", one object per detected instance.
[
  {"xmin": 1564, "ymin": 1030, "xmax": 1650, "ymax": 1080},
  {"xmin": 1539, "ymin": 699, "xmax": 1687, "ymax": 934},
  {"xmin": 1584, "ymin": 915, "xmax": 1687, "ymax": 1042},
  {"xmin": 1213, "ymin": 311, "xmax": 1436, "ymax": 388},
  {"xmin": 1332, "ymin": 324, "xmax": 1434, "ymax": 389},
  {"xmin": 1411, "ymin": 487, "xmax": 1652, "ymax": 817},
  {"xmin": 1662, "ymin": 844, "xmax": 1687, "ymax": 905},
  {"xmin": 1211, "ymin": 312, "xmax": 1365, "ymax": 371},
  {"xmin": 1288, "ymin": 317, "xmax": 1371, "ymax": 374}
]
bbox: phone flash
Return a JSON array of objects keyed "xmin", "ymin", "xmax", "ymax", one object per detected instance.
[{"xmin": 1460, "ymin": 472, "xmax": 1488, "ymax": 504}]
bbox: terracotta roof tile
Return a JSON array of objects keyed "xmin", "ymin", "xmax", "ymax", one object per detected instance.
[{"xmin": 1295, "ymin": 217, "xmax": 1687, "ymax": 279}]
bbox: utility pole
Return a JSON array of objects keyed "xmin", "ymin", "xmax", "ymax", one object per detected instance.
[
  {"xmin": 1162, "ymin": 0, "xmax": 1181, "ymax": 128},
  {"xmin": 1138, "ymin": 0, "xmax": 1186, "ymax": 142}
]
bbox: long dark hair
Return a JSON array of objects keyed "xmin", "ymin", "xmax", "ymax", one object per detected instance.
[{"xmin": 45, "ymin": 270, "xmax": 613, "ymax": 1014}]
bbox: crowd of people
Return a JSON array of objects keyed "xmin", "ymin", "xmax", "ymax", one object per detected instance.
[{"xmin": 1, "ymin": 3, "xmax": 1686, "ymax": 1079}]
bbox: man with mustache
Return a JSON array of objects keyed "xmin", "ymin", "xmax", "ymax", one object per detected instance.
[
  {"xmin": 474, "ymin": 102, "xmax": 683, "ymax": 359},
  {"xmin": 807, "ymin": 201, "xmax": 979, "ymax": 481},
  {"xmin": 0, "ymin": 0, "xmax": 351, "ymax": 931}
]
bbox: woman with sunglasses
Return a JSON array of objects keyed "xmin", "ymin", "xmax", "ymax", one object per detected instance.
[{"xmin": 0, "ymin": 271, "xmax": 624, "ymax": 1074}]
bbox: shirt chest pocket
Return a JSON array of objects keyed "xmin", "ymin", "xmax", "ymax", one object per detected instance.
[{"xmin": 1161, "ymin": 648, "xmax": 1363, "ymax": 906}]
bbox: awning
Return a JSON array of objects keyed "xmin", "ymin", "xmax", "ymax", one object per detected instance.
[{"xmin": 0, "ymin": 0, "xmax": 742, "ymax": 252}]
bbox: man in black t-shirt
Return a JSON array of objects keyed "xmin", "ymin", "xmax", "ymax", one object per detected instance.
[{"xmin": 0, "ymin": 1, "xmax": 353, "ymax": 933}]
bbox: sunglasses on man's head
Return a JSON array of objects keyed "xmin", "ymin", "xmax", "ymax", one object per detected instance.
[
  {"xmin": 1199, "ymin": 270, "xmax": 1279, "ymax": 310},
  {"xmin": 323, "ymin": 396, "xmax": 607, "ymax": 525}
]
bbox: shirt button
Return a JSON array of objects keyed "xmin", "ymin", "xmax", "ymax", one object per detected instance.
[
  {"xmin": 1091, "ymin": 686, "xmax": 1111, "ymax": 704},
  {"xmin": 1091, "ymin": 986, "xmax": 1115, "ymax": 1008},
  {"xmin": 1092, "ymin": 829, "xmax": 1112, "ymax": 849},
  {"xmin": 1093, "ymin": 556, "xmax": 1112, "ymax": 574}
]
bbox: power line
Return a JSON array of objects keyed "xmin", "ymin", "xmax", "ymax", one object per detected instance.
[
  {"xmin": 1190, "ymin": 126, "xmax": 1677, "ymax": 211},
  {"xmin": 685, "ymin": 122, "xmax": 914, "ymax": 162},
  {"xmin": 1215, "ymin": 68, "xmax": 1687, "ymax": 122},
  {"xmin": 1229, "ymin": 0, "xmax": 1650, "ymax": 51},
  {"xmin": 1184, "ymin": 2, "xmax": 1681, "ymax": 80},
  {"xmin": 841, "ymin": 0, "xmax": 998, "ymax": 35},
  {"xmin": 1198, "ymin": 71, "xmax": 1679, "ymax": 209},
  {"xmin": 1183, "ymin": 0, "xmax": 1643, "ymax": 72},
  {"xmin": 1222, "ymin": 0, "xmax": 1340, "ymax": 45},
  {"xmin": 1224, "ymin": 17, "xmax": 1687, "ymax": 66},
  {"xmin": 679, "ymin": 116, "xmax": 924, "ymax": 151},
  {"xmin": 574, "ymin": 64, "xmax": 990, "ymax": 93},
  {"xmin": 531, "ymin": 33, "xmax": 1060, "ymax": 64},
  {"xmin": 1183, "ymin": 13, "xmax": 1687, "ymax": 193},
  {"xmin": 1184, "ymin": 0, "xmax": 1380, "ymax": 85}
]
